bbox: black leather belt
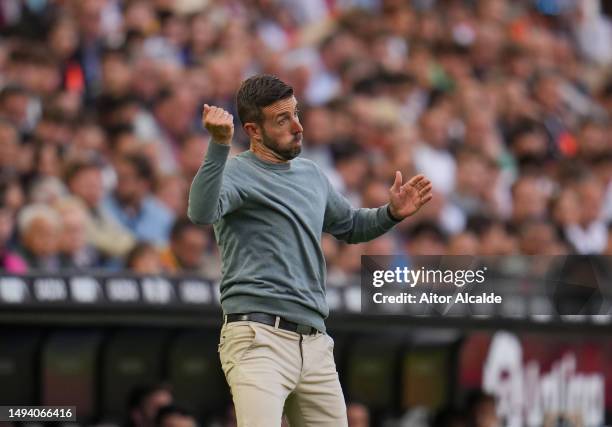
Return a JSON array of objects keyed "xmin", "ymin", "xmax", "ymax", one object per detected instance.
[{"xmin": 225, "ymin": 312, "xmax": 320, "ymax": 336}]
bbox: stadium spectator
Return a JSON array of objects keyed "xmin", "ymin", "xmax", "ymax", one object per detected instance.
[
  {"xmin": 447, "ymin": 231, "xmax": 480, "ymax": 255},
  {"xmin": 464, "ymin": 390, "xmax": 499, "ymax": 427},
  {"xmin": 65, "ymin": 159, "xmax": 134, "ymax": 257},
  {"xmin": 450, "ymin": 148, "xmax": 498, "ymax": 220},
  {"xmin": 0, "ymin": 173, "xmax": 25, "ymax": 214},
  {"xmin": 413, "ymin": 107, "xmax": 456, "ymax": 196},
  {"xmin": 125, "ymin": 242, "xmax": 164, "ymax": 275},
  {"xmin": 0, "ymin": 118, "xmax": 19, "ymax": 174},
  {"xmin": 53, "ymin": 196, "xmax": 103, "ymax": 269},
  {"xmin": 347, "ymin": 401, "xmax": 371, "ymax": 427},
  {"xmin": 605, "ymin": 223, "xmax": 612, "ymax": 255},
  {"xmin": 127, "ymin": 383, "xmax": 174, "ymax": 427},
  {"xmin": 403, "ymin": 221, "xmax": 448, "ymax": 256},
  {"xmin": 0, "ymin": 85, "xmax": 32, "ymax": 132},
  {"xmin": 565, "ymin": 175, "xmax": 608, "ymax": 254},
  {"xmin": 576, "ymin": 119, "xmax": 609, "ymax": 162},
  {"xmin": 178, "ymin": 133, "xmax": 208, "ymax": 182},
  {"xmin": 475, "ymin": 219, "xmax": 518, "ymax": 256},
  {"xmin": 155, "ymin": 173, "xmax": 188, "ymax": 218},
  {"xmin": 509, "ymin": 176, "xmax": 549, "ymax": 226},
  {"xmin": 148, "ymin": 86, "xmax": 199, "ymax": 173},
  {"xmin": 518, "ymin": 219, "xmax": 566, "ymax": 255},
  {"xmin": 155, "ymin": 405, "xmax": 198, "ymax": 427},
  {"xmin": 160, "ymin": 218, "xmax": 219, "ymax": 278},
  {"xmin": 103, "ymin": 154, "xmax": 174, "ymax": 246},
  {"xmin": 432, "ymin": 406, "xmax": 468, "ymax": 427},
  {"xmin": 550, "ymin": 187, "xmax": 580, "ymax": 229},
  {"xmin": 70, "ymin": 120, "xmax": 107, "ymax": 161},
  {"xmin": 16, "ymin": 203, "xmax": 61, "ymax": 271}
]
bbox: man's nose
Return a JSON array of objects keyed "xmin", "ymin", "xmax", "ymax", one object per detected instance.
[{"xmin": 291, "ymin": 118, "xmax": 303, "ymax": 134}]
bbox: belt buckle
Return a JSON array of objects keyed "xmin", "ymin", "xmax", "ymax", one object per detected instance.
[{"xmin": 296, "ymin": 324, "xmax": 313, "ymax": 335}]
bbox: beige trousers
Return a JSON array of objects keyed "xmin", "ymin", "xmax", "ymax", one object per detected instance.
[{"xmin": 218, "ymin": 320, "xmax": 348, "ymax": 427}]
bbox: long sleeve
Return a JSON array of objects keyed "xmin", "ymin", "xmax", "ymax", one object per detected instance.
[
  {"xmin": 187, "ymin": 142, "xmax": 243, "ymax": 225},
  {"xmin": 322, "ymin": 174, "xmax": 400, "ymax": 243}
]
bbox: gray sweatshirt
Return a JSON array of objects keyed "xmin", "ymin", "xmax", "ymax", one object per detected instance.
[{"xmin": 188, "ymin": 142, "xmax": 399, "ymax": 332}]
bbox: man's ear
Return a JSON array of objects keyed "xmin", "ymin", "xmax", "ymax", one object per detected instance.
[{"xmin": 243, "ymin": 123, "xmax": 262, "ymax": 141}]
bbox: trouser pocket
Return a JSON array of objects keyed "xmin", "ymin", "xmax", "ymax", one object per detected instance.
[{"xmin": 218, "ymin": 323, "xmax": 258, "ymax": 378}]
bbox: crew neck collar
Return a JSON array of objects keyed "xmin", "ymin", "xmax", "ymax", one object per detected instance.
[{"xmin": 243, "ymin": 150, "xmax": 291, "ymax": 170}]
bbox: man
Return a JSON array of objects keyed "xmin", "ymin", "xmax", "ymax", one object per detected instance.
[
  {"xmin": 187, "ymin": 75, "xmax": 432, "ymax": 426},
  {"xmin": 17, "ymin": 203, "xmax": 62, "ymax": 271},
  {"xmin": 54, "ymin": 196, "xmax": 103, "ymax": 269},
  {"xmin": 159, "ymin": 218, "xmax": 220, "ymax": 279},
  {"xmin": 0, "ymin": 119, "xmax": 20, "ymax": 175},
  {"xmin": 347, "ymin": 402, "xmax": 371, "ymax": 427},
  {"xmin": 103, "ymin": 154, "xmax": 174, "ymax": 246},
  {"xmin": 155, "ymin": 405, "xmax": 198, "ymax": 427},
  {"xmin": 65, "ymin": 159, "xmax": 135, "ymax": 257},
  {"xmin": 0, "ymin": 85, "xmax": 32, "ymax": 133},
  {"xmin": 465, "ymin": 390, "xmax": 500, "ymax": 427},
  {"xmin": 127, "ymin": 383, "xmax": 173, "ymax": 427}
]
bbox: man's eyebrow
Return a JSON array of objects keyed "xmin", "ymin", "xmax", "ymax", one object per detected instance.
[
  {"xmin": 273, "ymin": 102, "xmax": 299, "ymax": 119},
  {"xmin": 274, "ymin": 111, "xmax": 292, "ymax": 119}
]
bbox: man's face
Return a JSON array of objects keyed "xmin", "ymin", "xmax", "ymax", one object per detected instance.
[
  {"xmin": 160, "ymin": 414, "xmax": 197, "ymax": 427},
  {"xmin": 142, "ymin": 390, "xmax": 172, "ymax": 426},
  {"xmin": 0, "ymin": 209, "xmax": 14, "ymax": 246},
  {"xmin": 24, "ymin": 217, "xmax": 60, "ymax": 257},
  {"xmin": 115, "ymin": 161, "xmax": 147, "ymax": 204},
  {"xmin": 59, "ymin": 210, "xmax": 87, "ymax": 254},
  {"xmin": 179, "ymin": 135, "xmax": 207, "ymax": 178},
  {"xmin": 512, "ymin": 179, "xmax": 546, "ymax": 221},
  {"xmin": 0, "ymin": 93, "xmax": 29, "ymax": 127},
  {"xmin": 70, "ymin": 168, "xmax": 104, "ymax": 208},
  {"xmin": 0, "ymin": 123, "xmax": 18, "ymax": 167},
  {"xmin": 172, "ymin": 228, "xmax": 207, "ymax": 269},
  {"xmin": 157, "ymin": 89, "xmax": 198, "ymax": 138},
  {"xmin": 421, "ymin": 109, "xmax": 449, "ymax": 149},
  {"xmin": 578, "ymin": 180, "xmax": 603, "ymax": 225},
  {"xmin": 347, "ymin": 403, "xmax": 370, "ymax": 427},
  {"xmin": 258, "ymin": 96, "xmax": 303, "ymax": 161}
]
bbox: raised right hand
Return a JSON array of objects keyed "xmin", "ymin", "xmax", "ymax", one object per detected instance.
[{"xmin": 202, "ymin": 104, "xmax": 234, "ymax": 145}]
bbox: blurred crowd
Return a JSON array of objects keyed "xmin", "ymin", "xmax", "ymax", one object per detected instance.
[
  {"xmin": 122, "ymin": 383, "xmax": 499, "ymax": 427},
  {"xmin": 1, "ymin": 0, "xmax": 612, "ymax": 284}
]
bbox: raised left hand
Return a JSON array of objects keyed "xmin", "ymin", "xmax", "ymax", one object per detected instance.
[{"xmin": 388, "ymin": 172, "xmax": 433, "ymax": 220}]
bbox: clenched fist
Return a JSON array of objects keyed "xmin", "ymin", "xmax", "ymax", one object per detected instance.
[{"xmin": 202, "ymin": 104, "xmax": 234, "ymax": 145}]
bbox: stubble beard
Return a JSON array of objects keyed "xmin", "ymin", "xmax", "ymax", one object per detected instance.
[{"xmin": 261, "ymin": 129, "xmax": 302, "ymax": 161}]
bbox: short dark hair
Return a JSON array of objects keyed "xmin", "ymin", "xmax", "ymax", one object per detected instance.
[
  {"xmin": 170, "ymin": 217, "xmax": 202, "ymax": 241},
  {"xmin": 127, "ymin": 383, "xmax": 172, "ymax": 411},
  {"xmin": 403, "ymin": 220, "xmax": 447, "ymax": 244},
  {"xmin": 125, "ymin": 242, "xmax": 158, "ymax": 269},
  {"xmin": 0, "ymin": 85, "xmax": 28, "ymax": 105},
  {"xmin": 64, "ymin": 159, "xmax": 103, "ymax": 184},
  {"xmin": 236, "ymin": 74, "xmax": 293, "ymax": 125},
  {"xmin": 122, "ymin": 154, "xmax": 154, "ymax": 181},
  {"xmin": 464, "ymin": 389, "xmax": 496, "ymax": 418},
  {"xmin": 154, "ymin": 404, "xmax": 194, "ymax": 427},
  {"xmin": 508, "ymin": 118, "xmax": 546, "ymax": 145}
]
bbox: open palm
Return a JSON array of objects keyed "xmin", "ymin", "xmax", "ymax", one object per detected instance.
[{"xmin": 388, "ymin": 172, "xmax": 433, "ymax": 220}]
